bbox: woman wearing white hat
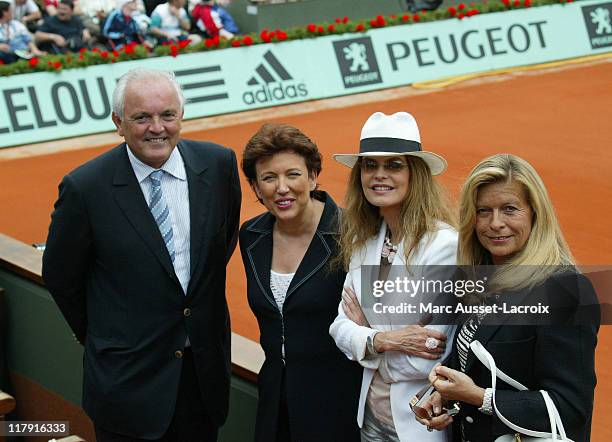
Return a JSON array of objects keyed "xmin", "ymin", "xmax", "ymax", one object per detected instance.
[{"xmin": 329, "ymin": 111, "xmax": 458, "ymax": 441}]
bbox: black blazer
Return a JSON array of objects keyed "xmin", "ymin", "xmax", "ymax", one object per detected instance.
[
  {"xmin": 450, "ymin": 272, "xmax": 599, "ymax": 442},
  {"xmin": 42, "ymin": 140, "xmax": 241, "ymax": 439},
  {"xmin": 239, "ymin": 193, "xmax": 361, "ymax": 442}
]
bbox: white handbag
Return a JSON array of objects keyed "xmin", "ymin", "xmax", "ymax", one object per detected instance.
[{"xmin": 469, "ymin": 340, "xmax": 574, "ymax": 442}]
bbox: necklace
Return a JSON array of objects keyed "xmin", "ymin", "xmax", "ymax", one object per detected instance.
[{"xmin": 381, "ymin": 228, "xmax": 398, "ymax": 264}]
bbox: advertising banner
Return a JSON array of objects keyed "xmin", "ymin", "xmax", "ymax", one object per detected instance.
[{"xmin": 0, "ymin": 0, "xmax": 609, "ymax": 148}]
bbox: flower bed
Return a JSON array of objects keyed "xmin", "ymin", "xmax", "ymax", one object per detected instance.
[{"xmin": 0, "ymin": 0, "xmax": 576, "ymax": 76}]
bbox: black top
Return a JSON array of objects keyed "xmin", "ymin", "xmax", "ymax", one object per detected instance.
[
  {"xmin": 39, "ymin": 15, "xmax": 84, "ymax": 39},
  {"xmin": 240, "ymin": 192, "xmax": 361, "ymax": 442},
  {"xmin": 448, "ymin": 271, "xmax": 599, "ymax": 442}
]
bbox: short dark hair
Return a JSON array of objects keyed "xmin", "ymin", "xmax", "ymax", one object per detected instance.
[
  {"xmin": 242, "ymin": 123, "xmax": 323, "ymax": 201},
  {"xmin": 0, "ymin": 2, "xmax": 10, "ymax": 14},
  {"xmin": 59, "ymin": 0, "xmax": 74, "ymax": 9}
]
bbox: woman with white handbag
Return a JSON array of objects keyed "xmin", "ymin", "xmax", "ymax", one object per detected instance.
[{"xmin": 414, "ymin": 154, "xmax": 599, "ymax": 441}]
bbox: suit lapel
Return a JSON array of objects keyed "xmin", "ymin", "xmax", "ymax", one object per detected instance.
[
  {"xmin": 463, "ymin": 286, "xmax": 532, "ymax": 373},
  {"xmin": 245, "ymin": 214, "xmax": 277, "ymax": 310},
  {"xmin": 179, "ymin": 142, "xmax": 210, "ymax": 288},
  {"xmin": 112, "ymin": 145, "xmax": 180, "ymax": 285}
]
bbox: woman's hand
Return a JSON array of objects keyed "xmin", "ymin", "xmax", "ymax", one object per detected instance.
[
  {"xmin": 341, "ymin": 285, "xmax": 370, "ymax": 327},
  {"xmin": 373, "ymin": 326, "xmax": 447, "ymax": 359},
  {"xmin": 414, "ymin": 391, "xmax": 454, "ymax": 431},
  {"xmin": 431, "ymin": 365, "xmax": 486, "ymax": 407}
]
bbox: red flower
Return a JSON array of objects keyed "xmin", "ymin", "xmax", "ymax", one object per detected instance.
[
  {"xmin": 355, "ymin": 23, "xmax": 365, "ymax": 31},
  {"xmin": 213, "ymin": 36, "xmax": 220, "ymax": 45},
  {"xmin": 513, "ymin": 0, "xmax": 520, "ymax": 6},
  {"xmin": 100, "ymin": 51, "xmax": 109, "ymax": 58},
  {"xmin": 524, "ymin": 0, "xmax": 531, "ymax": 6},
  {"xmin": 179, "ymin": 39, "xmax": 190, "ymax": 49},
  {"xmin": 457, "ymin": 12, "xmax": 465, "ymax": 19},
  {"xmin": 343, "ymin": 16, "xmax": 348, "ymax": 23},
  {"xmin": 0, "ymin": 59, "xmax": 4, "ymax": 65},
  {"xmin": 448, "ymin": 6, "xmax": 457, "ymax": 15},
  {"xmin": 370, "ymin": 19, "xmax": 377, "ymax": 27},
  {"xmin": 92, "ymin": 47, "xmax": 100, "ymax": 53},
  {"xmin": 112, "ymin": 50, "xmax": 119, "ymax": 57},
  {"xmin": 53, "ymin": 61, "xmax": 62, "ymax": 70},
  {"xmin": 307, "ymin": 23, "xmax": 316, "ymax": 32},
  {"xmin": 124, "ymin": 45, "xmax": 134, "ymax": 54},
  {"xmin": 376, "ymin": 15, "xmax": 386, "ymax": 26},
  {"xmin": 231, "ymin": 40, "xmax": 241, "ymax": 47},
  {"xmin": 47, "ymin": 61, "xmax": 52, "ymax": 65},
  {"xmin": 458, "ymin": 2, "xmax": 466, "ymax": 9},
  {"xmin": 205, "ymin": 38, "xmax": 214, "ymax": 48},
  {"xmin": 466, "ymin": 9, "xmax": 479, "ymax": 16},
  {"xmin": 317, "ymin": 25, "xmax": 324, "ymax": 33},
  {"xmin": 502, "ymin": 0, "xmax": 510, "ymax": 5},
  {"xmin": 391, "ymin": 14, "xmax": 397, "ymax": 19},
  {"xmin": 78, "ymin": 54, "xmax": 84, "ymax": 60},
  {"xmin": 413, "ymin": 14, "xmax": 420, "ymax": 21},
  {"xmin": 277, "ymin": 30, "xmax": 287, "ymax": 41},
  {"xmin": 28, "ymin": 57, "xmax": 39, "ymax": 67},
  {"xmin": 401, "ymin": 14, "xmax": 410, "ymax": 22},
  {"xmin": 328, "ymin": 24, "xmax": 335, "ymax": 32},
  {"xmin": 567, "ymin": 0, "xmax": 573, "ymax": 3},
  {"xmin": 242, "ymin": 35, "xmax": 253, "ymax": 45},
  {"xmin": 335, "ymin": 17, "xmax": 341, "ymax": 24},
  {"xmin": 79, "ymin": 47, "xmax": 87, "ymax": 53}
]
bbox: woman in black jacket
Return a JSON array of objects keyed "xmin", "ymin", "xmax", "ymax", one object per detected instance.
[
  {"xmin": 416, "ymin": 154, "xmax": 599, "ymax": 441},
  {"xmin": 239, "ymin": 123, "xmax": 361, "ymax": 442}
]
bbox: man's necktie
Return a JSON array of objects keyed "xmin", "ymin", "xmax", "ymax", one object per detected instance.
[{"xmin": 149, "ymin": 170, "xmax": 175, "ymax": 263}]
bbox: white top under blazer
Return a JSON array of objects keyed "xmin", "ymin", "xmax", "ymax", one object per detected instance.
[{"xmin": 329, "ymin": 221, "xmax": 458, "ymax": 442}]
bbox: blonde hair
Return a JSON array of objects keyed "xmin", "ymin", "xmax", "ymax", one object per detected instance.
[
  {"xmin": 458, "ymin": 154, "xmax": 574, "ymax": 292},
  {"xmin": 336, "ymin": 156, "xmax": 455, "ymax": 270}
]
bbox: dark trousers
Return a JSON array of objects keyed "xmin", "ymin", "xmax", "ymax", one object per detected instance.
[{"xmin": 95, "ymin": 348, "xmax": 218, "ymax": 442}]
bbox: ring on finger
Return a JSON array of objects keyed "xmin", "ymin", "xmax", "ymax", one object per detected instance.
[{"xmin": 425, "ymin": 337, "xmax": 439, "ymax": 350}]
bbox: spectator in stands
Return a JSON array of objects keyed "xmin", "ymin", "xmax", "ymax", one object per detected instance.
[
  {"xmin": 0, "ymin": 0, "xmax": 45, "ymax": 63},
  {"xmin": 44, "ymin": 0, "xmax": 81, "ymax": 16},
  {"xmin": 191, "ymin": 0, "xmax": 233, "ymax": 39},
  {"xmin": 102, "ymin": 0, "xmax": 144, "ymax": 49},
  {"xmin": 10, "ymin": 0, "xmax": 41, "ymax": 32},
  {"xmin": 35, "ymin": 0, "xmax": 91, "ymax": 52},
  {"xmin": 149, "ymin": 0, "xmax": 200, "ymax": 45},
  {"xmin": 406, "ymin": 0, "xmax": 442, "ymax": 12},
  {"xmin": 213, "ymin": 0, "xmax": 236, "ymax": 34}
]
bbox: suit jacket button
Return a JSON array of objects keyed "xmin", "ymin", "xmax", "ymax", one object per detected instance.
[
  {"xmin": 175, "ymin": 350, "xmax": 183, "ymax": 359},
  {"xmin": 183, "ymin": 308, "xmax": 191, "ymax": 317},
  {"xmin": 465, "ymin": 416, "xmax": 474, "ymax": 424}
]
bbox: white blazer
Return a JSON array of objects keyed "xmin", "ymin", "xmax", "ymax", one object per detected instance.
[{"xmin": 329, "ymin": 221, "xmax": 458, "ymax": 442}]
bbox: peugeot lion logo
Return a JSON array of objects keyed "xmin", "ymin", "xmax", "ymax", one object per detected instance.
[{"xmin": 581, "ymin": 2, "xmax": 612, "ymax": 49}]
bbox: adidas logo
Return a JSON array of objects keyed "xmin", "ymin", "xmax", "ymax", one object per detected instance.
[{"xmin": 242, "ymin": 50, "xmax": 308, "ymax": 105}]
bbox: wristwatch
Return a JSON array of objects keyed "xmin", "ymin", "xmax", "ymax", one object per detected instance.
[
  {"xmin": 478, "ymin": 388, "xmax": 494, "ymax": 415},
  {"xmin": 366, "ymin": 332, "xmax": 381, "ymax": 356}
]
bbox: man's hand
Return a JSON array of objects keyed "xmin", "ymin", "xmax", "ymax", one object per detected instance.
[
  {"xmin": 414, "ymin": 391, "xmax": 454, "ymax": 431},
  {"xmin": 54, "ymin": 34, "xmax": 67, "ymax": 46}
]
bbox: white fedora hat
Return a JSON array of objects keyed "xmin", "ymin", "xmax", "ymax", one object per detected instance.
[{"xmin": 333, "ymin": 112, "xmax": 447, "ymax": 175}]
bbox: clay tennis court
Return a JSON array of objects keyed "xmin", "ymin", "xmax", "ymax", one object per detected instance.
[{"xmin": 1, "ymin": 58, "xmax": 611, "ymax": 439}]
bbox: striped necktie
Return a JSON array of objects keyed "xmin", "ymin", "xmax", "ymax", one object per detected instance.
[{"xmin": 149, "ymin": 169, "xmax": 175, "ymax": 263}]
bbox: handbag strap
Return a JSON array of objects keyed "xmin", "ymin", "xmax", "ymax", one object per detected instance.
[{"xmin": 469, "ymin": 340, "xmax": 570, "ymax": 441}]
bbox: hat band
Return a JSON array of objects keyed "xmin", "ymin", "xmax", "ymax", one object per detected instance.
[{"xmin": 360, "ymin": 137, "xmax": 422, "ymax": 154}]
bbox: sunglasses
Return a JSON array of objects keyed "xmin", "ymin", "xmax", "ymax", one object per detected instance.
[
  {"xmin": 359, "ymin": 158, "xmax": 409, "ymax": 172},
  {"xmin": 409, "ymin": 382, "xmax": 461, "ymax": 419}
]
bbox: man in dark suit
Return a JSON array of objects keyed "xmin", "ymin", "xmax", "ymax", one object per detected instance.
[{"xmin": 42, "ymin": 68, "xmax": 241, "ymax": 442}]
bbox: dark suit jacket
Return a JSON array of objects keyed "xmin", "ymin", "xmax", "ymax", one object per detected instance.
[
  {"xmin": 239, "ymin": 193, "xmax": 362, "ymax": 442},
  {"xmin": 450, "ymin": 272, "xmax": 599, "ymax": 442},
  {"xmin": 42, "ymin": 140, "xmax": 241, "ymax": 439}
]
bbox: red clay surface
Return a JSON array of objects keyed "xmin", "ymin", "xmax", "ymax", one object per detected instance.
[{"xmin": 1, "ymin": 60, "xmax": 611, "ymax": 439}]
